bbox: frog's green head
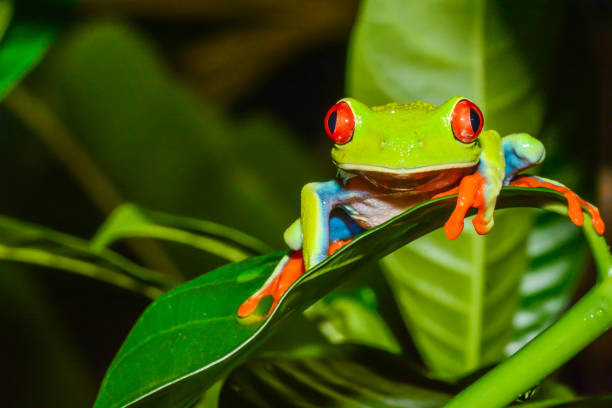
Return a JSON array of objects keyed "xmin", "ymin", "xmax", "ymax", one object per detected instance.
[{"xmin": 325, "ymin": 96, "xmax": 484, "ymax": 183}]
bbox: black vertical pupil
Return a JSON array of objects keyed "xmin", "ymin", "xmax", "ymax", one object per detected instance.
[
  {"xmin": 328, "ymin": 109, "xmax": 337, "ymax": 133},
  {"xmin": 469, "ymin": 108, "xmax": 480, "ymax": 134}
]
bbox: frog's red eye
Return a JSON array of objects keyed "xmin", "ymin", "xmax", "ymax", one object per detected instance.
[
  {"xmin": 324, "ymin": 101, "xmax": 354, "ymax": 145},
  {"xmin": 451, "ymin": 99, "xmax": 483, "ymax": 143}
]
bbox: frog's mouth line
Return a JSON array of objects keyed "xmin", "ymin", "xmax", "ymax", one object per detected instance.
[
  {"xmin": 337, "ymin": 161, "xmax": 479, "ymax": 192},
  {"xmin": 336, "ymin": 161, "xmax": 479, "ymax": 175}
]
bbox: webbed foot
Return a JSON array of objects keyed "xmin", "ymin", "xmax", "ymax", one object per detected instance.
[
  {"xmin": 434, "ymin": 172, "xmax": 492, "ymax": 240},
  {"xmin": 509, "ymin": 175, "xmax": 605, "ymax": 234},
  {"xmin": 237, "ymin": 238, "xmax": 352, "ymax": 322}
]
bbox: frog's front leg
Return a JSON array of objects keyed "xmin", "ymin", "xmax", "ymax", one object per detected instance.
[
  {"xmin": 502, "ymin": 133, "xmax": 604, "ymax": 233},
  {"xmin": 238, "ymin": 180, "xmax": 359, "ymax": 320},
  {"xmin": 301, "ymin": 180, "xmax": 350, "ymax": 270},
  {"xmin": 501, "ymin": 133, "xmax": 545, "ymax": 184},
  {"xmin": 436, "ymin": 130, "xmax": 506, "ymax": 239}
]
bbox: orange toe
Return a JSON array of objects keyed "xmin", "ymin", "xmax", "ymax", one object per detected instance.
[
  {"xmin": 509, "ymin": 176, "xmax": 605, "ymax": 234},
  {"xmin": 237, "ymin": 251, "xmax": 304, "ymax": 320},
  {"xmin": 443, "ymin": 172, "xmax": 487, "ymax": 240},
  {"xmin": 237, "ymin": 238, "xmax": 354, "ymax": 322}
]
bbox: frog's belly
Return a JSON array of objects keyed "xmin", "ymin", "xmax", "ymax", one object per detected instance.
[
  {"xmin": 342, "ymin": 194, "xmax": 423, "ymax": 229},
  {"xmin": 339, "ymin": 165, "xmax": 477, "ymax": 230},
  {"xmin": 357, "ymin": 165, "xmax": 477, "ymax": 192}
]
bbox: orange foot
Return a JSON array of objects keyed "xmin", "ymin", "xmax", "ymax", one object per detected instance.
[
  {"xmin": 509, "ymin": 175, "xmax": 605, "ymax": 234},
  {"xmin": 237, "ymin": 238, "xmax": 353, "ymax": 321},
  {"xmin": 433, "ymin": 172, "xmax": 490, "ymax": 239}
]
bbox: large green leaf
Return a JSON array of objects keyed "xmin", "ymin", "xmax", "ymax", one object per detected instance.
[
  {"xmin": 220, "ymin": 343, "xmax": 603, "ymax": 408},
  {"xmin": 506, "ymin": 211, "xmax": 587, "ymax": 353},
  {"xmin": 220, "ymin": 344, "xmax": 454, "ymax": 407},
  {"xmin": 347, "ymin": 0, "xmax": 567, "ymax": 377},
  {"xmin": 303, "ymin": 267, "xmax": 402, "ymax": 354},
  {"xmin": 380, "ymin": 209, "xmax": 533, "ymax": 378},
  {"xmin": 93, "ymin": 187, "xmax": 589, "ymax": 408}
]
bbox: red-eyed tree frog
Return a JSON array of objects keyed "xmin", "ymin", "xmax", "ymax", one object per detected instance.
[{"xmin": 238, "ymin": 97, "xmax": 605, "ymax": 320}]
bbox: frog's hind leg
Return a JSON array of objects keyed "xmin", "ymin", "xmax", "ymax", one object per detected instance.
[
  {"xmin": 237, "ymin": 251, "xmax": 304, "ymax": 319},
  {"xmin": 237, "ymin": 210, "xmax": 361, "ymax": 321},
  {"xmin": 509, "ymin": 175, "xmax": 605, "ymax": 234}
]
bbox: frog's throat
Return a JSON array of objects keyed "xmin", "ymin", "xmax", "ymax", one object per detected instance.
[{"xmin": 336, "ymin": 161, "xmax": 478, "ymax": 175}]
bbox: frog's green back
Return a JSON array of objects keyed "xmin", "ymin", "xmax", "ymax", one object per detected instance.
[{"xmin": 370, "ymin": 101, "xmax": 437, "ymax": 113}]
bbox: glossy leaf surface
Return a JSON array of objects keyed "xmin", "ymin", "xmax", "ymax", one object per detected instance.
[{"xmin": 94, "ymin": 187, "xmax": 587, "ymax": 407}]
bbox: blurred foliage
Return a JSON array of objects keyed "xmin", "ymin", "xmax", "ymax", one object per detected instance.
[{"xmin": 78, "ymin": 0, "xmax": 358, "ymax": 105}]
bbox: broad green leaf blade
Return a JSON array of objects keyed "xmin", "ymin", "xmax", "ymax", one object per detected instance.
[
  {"xmin": 92, "ymin": 204, "xmax": 271, "ymax": 262},
  {"xmin": 304, "ymin": 281, "xmax": 402, "ymax": 354},
  {"xmin": 94, "ymin": 188, "xmax": 588, "ymax": 408},
  {"xmin": 0, "ymin": 214, "xmax": 174, "ymax": 297},
  {"xmin": 506, "ymin": 212, "xmax": 587, "ymax": 354},
  {"xmin": 220, "ymin": 344, "xmax": 453, "ymax": 407},
  {"xmin": 219, "ymin": 344, "xmax": 594, "ymax": 408},
  {"xmin": 0, "ymin": 7, "xmax": 59, "ymax": 100},
  {"xmin": 347, "ymin": 0, "xmax": 565, "ymax": 377},
  {"xmin": 380, "ymin": 208, "xmax": 533, "ymax": 378}
]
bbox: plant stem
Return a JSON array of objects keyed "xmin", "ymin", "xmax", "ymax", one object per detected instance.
[
  {"xmin": 94, "ymin": 224, "xmax": 254, "ymax": 263},
  {"xmin": 583, "ymin": 217, "xmax": 612, "ymax": 281},
  {"xmin": 445, "ymin": 218, "xmax": 612, "ymax": 408},
  {"xmin": 0, "ymin": 243, "xmax": 163, "ymax": 299}
]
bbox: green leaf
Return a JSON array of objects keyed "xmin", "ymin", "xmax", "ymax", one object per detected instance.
[
  {"xmin": 92, "ymin": 203, "xmax": 271, "ymax": 263},
  {"xmin": 506, "ymin": 212, "xmax": 587, "ymax": 353},
  {"xmin": 221, "ymin": 345, "xmax": 588, "ymax": 408},
  {"xmin": 0, "ymin": 213, "xmax": 174, "ymax": 297},
  {"xmin": 347, "ymin": 0, "xmax": 567, "ymax": 377},
  {"xmin": 304, "ymin": 283, "xmax": 402, "ymax": 354},
  {"xmin": 380, "ymin": 209, "xmax": 534, "ymax": 378},
  {"xmin": 0, "ymin": 6, "xmax": 60, "ymax": 100},
  {"xmin": 220, "ymin": 344, "xmax": 453, "ymax": 407},
  {"xmin": 94, "ymin": 187, "xmax": 588, "ymax": 408}
]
